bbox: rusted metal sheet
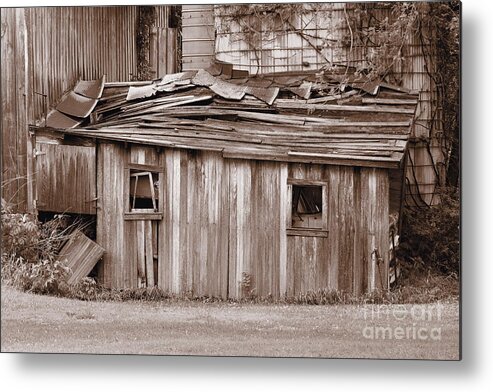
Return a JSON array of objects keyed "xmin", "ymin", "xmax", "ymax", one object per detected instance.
[
  {"xmin": 73, "ymin": 76, "xmax": 106, "ymax": 99},
  {"xmin": 191, "ymin": 69, "xmax": 217, "ymax": 86},
  {"xmin": 45, "ymin": 110, "xmax": 82, "ymax": 129},
  {"xmin": 56, "ymin": 91, "xmax": 98, "ymax": 118},
  {"xmin": 210, "ymin": 80, "xmax": 246, "ymax": 100},
  {"xmin": 126, "ymin": 84, "xmax": 158, "ymax": 101},
  {"xmin": 245, "ymin": 86, "xmax": 279, "ymax": 105},
  {"xmin": 287, "ymin": 82, "xmax": 312, "ymax": 99}
]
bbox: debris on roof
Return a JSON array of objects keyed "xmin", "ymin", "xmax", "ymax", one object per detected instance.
[
  {"xmin": 126, "ymin": 84, "xmax": 159, "ymax": 101},
  {"xmin": 41, "ymin": 76, "xmax": 106, "ymax": 128},
  {"xmin": 287, "ymin": 82, "xmax": 312, "ymax": 100},
  {"xmin": 191, "ymin": 69, "xmax": 216, "ymax": 86},
  {"xmin": 56, "ymin": 91, "xmax": 98, "ymax": 118},
  {"xmin": 73, "ymin": 76, "xmax": 105, "ymax": 99},
  {"xmin": 40, "ymin": 63, "xmax": 418, "ymax": 168},
  {"xmin": 210, "ymin": 79, "xmax": 246, "ymax": 100},
  {"xmin": 45, "ymin": 110, "xmax": 82, "ymax": 128},
  {"xmin": 245, "ymin": 86, "xmax": 279, "ymax": 105}
]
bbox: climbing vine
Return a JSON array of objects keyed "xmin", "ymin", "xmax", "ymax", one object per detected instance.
[
  {"xmin": 215, "ymin": 3, "xmax": 334, "ymax": 72},
  {"xmin": 135, "ymin": 6, "xmax": 156, "ymax": 81}
]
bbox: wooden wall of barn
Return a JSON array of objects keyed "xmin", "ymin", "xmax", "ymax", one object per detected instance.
[
  {"xmin": 96, "ymin": 143, "xmax": 389, "ymax": 298},
  {"xmin": 35, "ymin": 142, "xmax": 97, "ymax": 215},
  {"xmin": 181, "ymin": 3, "xmax": 444, "ymax": 206},
  {"xmin": 1, "ymin": 6, "xmax": 176, "ymax": 212},
  {"xmin": 1, "ymin": 8, "xmax": 31, "ymax": 211}
]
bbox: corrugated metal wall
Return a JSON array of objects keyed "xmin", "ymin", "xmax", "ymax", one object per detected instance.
[
  {"xmin": 187, "ymin": 3, "xmax": 445, "ymax": 206},
  {"xmin": 26, "ymin": 6, "xmax": 141, "ymax": 123}
]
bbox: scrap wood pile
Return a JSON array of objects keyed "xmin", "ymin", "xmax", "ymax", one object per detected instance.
[{"xmin": 44, "ymin": 63, "xmax": 419, "ymax": 168}]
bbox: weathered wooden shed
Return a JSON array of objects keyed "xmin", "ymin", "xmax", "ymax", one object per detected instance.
[{"xmin": 33, "ymin": 65, "xmax": 417, "ymax": 299}]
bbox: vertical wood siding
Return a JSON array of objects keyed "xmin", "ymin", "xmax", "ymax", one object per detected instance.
[
  {"xmin": 96, "ymin": 142, "xmax": 128, "ymax": 288},
  {"xmin": 1, "ymin": 8, "xmax": 29, "ymax": 211},
  {"xmin": 36, "ymin": 142, "xmax": 96, "ymax": 215},
  {"xmin": 228, "ymin": 160, "xmax": 282, "ymax": 298},
  {"xmin": 160, "ymin": 149, "xmax": 229, "ymax": 298},
  {"xmin": 181, "ymin": 5, "xmax": 215, "ymax": 71},
  {"xmin": 284, "ymin": 163, "xmax": 389, "ymax": 296},
  {"xmin": 97, "ymin": 145, "xmax": 389, "ymax": 297}
]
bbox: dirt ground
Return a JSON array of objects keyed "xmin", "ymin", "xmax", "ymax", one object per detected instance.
[{"xmin": 0, "ymin": 286, "xmax": 460, "ymax": 359}]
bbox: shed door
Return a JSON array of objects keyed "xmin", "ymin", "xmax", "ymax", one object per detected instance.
[{"xmin": 35, "ymin": 142, "xmax": 97, "ymax": 215}]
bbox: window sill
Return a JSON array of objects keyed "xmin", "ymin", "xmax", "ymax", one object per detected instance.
[
  {"xmin": 124, "ymin": 212, "xmax": 163, "ymax": 221},
  {"xmin": 287, "ymin": 228, "xmax": 328, "ymax": 238}
]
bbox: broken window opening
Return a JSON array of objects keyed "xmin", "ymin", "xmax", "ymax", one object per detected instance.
[
  {"xmin": 129, "ymin": 170, "xmax": 160, "ymax": 212},
  {"xmin": 291, "ymin": 185, "xmax": 324, "ymax": 229}
]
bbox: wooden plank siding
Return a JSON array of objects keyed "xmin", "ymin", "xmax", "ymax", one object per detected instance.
[
  {"xmin": 181, "ymin": 5, "xmax": 216, "ymax": 71},
  {"xmin": 96, "ymin": 142, "xmax": 129, "ymax": 288},
  {"xmin": 1, "ymin": 8, "xmax": 30, "ymax": 212},
  {"xmin": 58, "ymin": 229, "xmax": 105, "ymax": 284},
  {"xmin": 228, "ymin": 160, "xmax": 282, "ymax": 298},
  {"xmin": 95, "ymin": 144, "xmax": 390, "ymax": 297},
  {"xmin": 35, "ymin": 142, "xmax": 97, "ymax": 215}
]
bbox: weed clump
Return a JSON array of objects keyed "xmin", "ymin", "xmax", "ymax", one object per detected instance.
[
  {"xmin": 399, "ymin": 188, "xmax": 460, "ymax": 275},
  {"xmin": 1, "ymin": 199, "xmax": 74, "ymax": 295}
]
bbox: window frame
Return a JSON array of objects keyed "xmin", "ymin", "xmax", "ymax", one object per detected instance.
[
  {"xmin": 287, "ymin": 178, "xmax": 328, "ymax": 237},
  {"xmin": 124, "ymin": 163, "xmax": 164, "ymax": 221}
]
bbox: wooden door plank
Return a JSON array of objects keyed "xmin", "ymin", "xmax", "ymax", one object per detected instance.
[
  {"xmin": 145, "ymin": 220, "xmax": 155, "ymax": 286},
  {"xmin": 58, "ymin": 229, "xmax": 104, "ymax": 285}
]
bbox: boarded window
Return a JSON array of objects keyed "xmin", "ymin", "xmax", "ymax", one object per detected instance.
[{"xmin": 288, "ymin": 179, "xmax": 328, "ymax": 236}]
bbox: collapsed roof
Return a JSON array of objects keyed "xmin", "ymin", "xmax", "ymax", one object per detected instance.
[{"xmin": 40, "ymin": 63, "xmax": 418, "ymax": 169}]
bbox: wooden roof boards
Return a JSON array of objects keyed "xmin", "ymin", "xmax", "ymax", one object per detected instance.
[{"xmin": 37, "ymin": 66, "xmax": 418, "ymax": 169}]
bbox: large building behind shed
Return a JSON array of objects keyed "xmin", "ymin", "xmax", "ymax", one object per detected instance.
[{"xmin": 182, "ymin": 3, "xmax": 446, "ymax": 206}]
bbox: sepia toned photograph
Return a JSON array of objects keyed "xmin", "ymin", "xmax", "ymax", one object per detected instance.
[{"xmin": 1, "ymin": 1, "xmax": 460, "ymax": 360}]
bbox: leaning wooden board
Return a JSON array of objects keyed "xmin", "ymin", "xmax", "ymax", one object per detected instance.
[{"xmin": 58, "ymin": 229, "xmax": 105, "ymax": 284}]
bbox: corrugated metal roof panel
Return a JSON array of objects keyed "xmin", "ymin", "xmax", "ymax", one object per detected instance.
[
  {"xmin": 45, "ymin": 110, "xmax": 82, "ymax": 129},
  {"xmin": 56, "ymin": 91, "xmax": 98, "ymax": 118},
  {"xmin": 73, "ymin": 76, "xmax": 106, "ymax": 99}
]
